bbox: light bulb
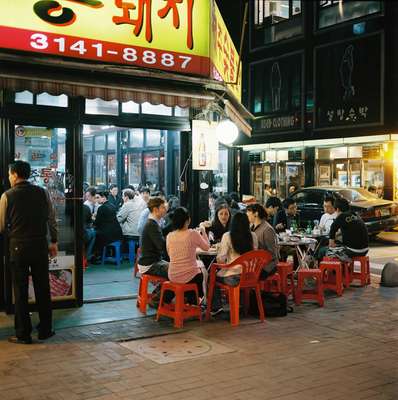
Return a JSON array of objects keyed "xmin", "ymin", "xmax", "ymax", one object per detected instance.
[{"xmin": 216, "ymin": 119, "xmax": 238, "ymax": 145}]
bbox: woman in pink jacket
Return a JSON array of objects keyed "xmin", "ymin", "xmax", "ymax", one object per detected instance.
[{"xmin": 166, "ymin": 207, "xmax": 210, "ymax": 304}]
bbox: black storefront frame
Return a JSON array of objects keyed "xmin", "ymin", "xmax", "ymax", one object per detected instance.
[
  {"xmin": 0, "ymin": 100, "xmax": 84, "ymax": 312},
  {"xmin": 0, "ymin": 94, "xmax": 191, "ymax": 311}
]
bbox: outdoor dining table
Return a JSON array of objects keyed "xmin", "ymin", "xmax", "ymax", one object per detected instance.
[
  {"xmin": 277, "ymin": 235, "xmax": 319, "ymax": 271},
  {"xmin": 196, "ymin": 247, "xmax": 218, "ymax": 257}
]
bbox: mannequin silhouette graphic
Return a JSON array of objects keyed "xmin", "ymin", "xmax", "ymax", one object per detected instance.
[{"xmin": 340, "ymin": 45, "xmax": 355, "ymax": 101}]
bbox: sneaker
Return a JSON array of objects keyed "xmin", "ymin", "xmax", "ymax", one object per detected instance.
[{"xmin": 210, "ymin": 307, "xmax": 224, "ymax": 317}]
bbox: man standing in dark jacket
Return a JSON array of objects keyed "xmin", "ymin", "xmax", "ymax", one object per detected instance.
[
  {"xmin": 0, "ymin": 161, "xmax": 58, "ymax": 344},
  {"xmin": 137, "ymin": 197, "xmax": 169, "ymax": 278}
]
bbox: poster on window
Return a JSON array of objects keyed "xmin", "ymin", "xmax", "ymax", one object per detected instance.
[
  {"xmin": 28, "ymin": 255, "xmax": 75, "ymax": 302},
  {"xmin": 315, "ymin": 33, "xmax": 383, "ymax": 128},
  {"xmin": 192, "ymin": 120, "xmax": 219, "ymax": 171}
]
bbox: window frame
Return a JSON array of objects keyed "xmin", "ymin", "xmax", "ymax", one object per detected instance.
[{"xmin": 314, "ymin": 0, "xmax": 383, "ymax": 32}]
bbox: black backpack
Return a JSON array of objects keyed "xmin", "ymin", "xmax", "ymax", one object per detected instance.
[{"xmin": 249, "ymin": 291, "xmax": 292, "ymax": 318}]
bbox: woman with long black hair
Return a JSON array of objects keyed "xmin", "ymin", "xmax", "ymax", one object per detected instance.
[
  {"xmin": 211, "ymin": 212, "xmax": 258, "ymax": 315},
  {"xmin": 199, "ymin": 203, "xmax": 231, "ymax": 244}
]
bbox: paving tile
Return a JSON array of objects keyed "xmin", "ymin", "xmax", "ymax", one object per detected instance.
[{"xmin": 0, "ymin": 284, "xmax": 397, "ymax": 400}]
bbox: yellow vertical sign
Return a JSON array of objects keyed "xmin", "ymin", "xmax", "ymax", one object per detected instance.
[{"xmin": 210, "ymin": 2, "xmax": 242, "ymax": 102}]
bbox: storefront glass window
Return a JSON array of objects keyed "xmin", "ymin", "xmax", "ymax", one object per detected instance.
[
  {"xmin": 121, "ymin": 101, "xmax": 139, "ymax": 113},
  {"xmin": 333, "ymin": 160, "xmax": 348, "ymax": 187},
  {"xmin": 213, "ymin": 148, "xmax": 228, "ymax": 195},
  {"xmin": 94, "ymin": 154, "xmax": 106, "ymax": 185},
  {"xmin": 83, "ymin": 136, "xmax": 93, "ymax": 152},
  {"xmin": 107, "ymin": 132, "xmax": 117, "ymax": 151},
  {"xmin": 37, "ymin": 93, "xmax": 68, "ymax": 107},
  {"xmin": 85, "ymin": 99, "xmax": 119, "ymax": 115},
  {"xmin": 252, "ymin": 0, "xmax": 302, "ymax": 47},
  {"xmin": 146, "ymin": 129, "xmax": 161, "ymax": 147},
  {"xmin": 84, "ymin": 154, "xmax": 92, "ymax": 185},
  {"xmin": 128, "ymin": 153, "xmax": 142, "ymax": 187},
  {"xmin": 13, "ymin": 125, "xmax": 76, "ymax": 302},
  {"xmin": 15, "ymin": 90, "xmax": 34, "ymax": 104},
  {"xmin": 318, "ymin": 1, "xmax": 382, "ymax": 29},
  {"xmin": 129, "ymin": 129, "xmax": 144, "ymax": 148},
  {"xmin": 363, "ymin": 160, "xmax": 384, "ymax": 189},
  {"xmin": 141, "ymin": 102, "xmax": 172, "ymax": 116},
  {"xmin": 94, "ymin": 135, "xmax": 106, "ymax": 151},
  {"xmin": 143, "ymin": 151, "xmax": 159, "ymax": 190}
]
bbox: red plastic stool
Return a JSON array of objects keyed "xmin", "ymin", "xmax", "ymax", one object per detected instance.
[
  {"xmin": 322, "ymin": 257, "xmax": 352, "ymax": 288},
  {"xmin": 319, "ymin": 261, "xmax": 344, "ymax": 296},
  {"xmin": 342, "ymin": 261, "xmax": 353, "ymax": 288},
  {"xmin": 260, "ymin": 273, "xmax": 282, "ymax": 293},
  {"xmin": 295, "ymin": 269, "xmax": 324, "ymax": 307},
  {"xmin": 83, "ymin": 256, "xmax": 88, "ymax": 272},
  {"xmin": 351, "ymin": 256, "xmax": 370, "ymax": 286},
  {"xmin": 156, "ymin": 281, "xmax": 202, "ymax": 328},
  {"xmin": 137, "ymin": 274, "xmax": 167, "ymax": 314},
  {"xmin": 277, "ymin": 262, "xmax": 295, "ymax": 298}
]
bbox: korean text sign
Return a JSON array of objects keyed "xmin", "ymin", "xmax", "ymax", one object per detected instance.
[{"xmin": 0, "ymin": 0, "xmax": 210, "ymax": 76}]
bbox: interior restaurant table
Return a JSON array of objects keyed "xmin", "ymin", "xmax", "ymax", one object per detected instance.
[{"xmin": 277, "ymin": 234, "xmax": 319, "ymax": 271}]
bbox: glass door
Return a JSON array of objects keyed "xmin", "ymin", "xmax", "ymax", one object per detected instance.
[
  {"xmin": 6, "ymin": 124, "xmax": 80, "ymax": 310},
  {"xmin": 333, "ymin": 160, "xmax": 349, "ymax": 187}
]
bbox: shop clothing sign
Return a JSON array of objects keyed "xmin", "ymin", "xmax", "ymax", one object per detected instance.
[
  {"xmin": 192, "ymin": 120, "xmax": 218, "ymax": 171},
  {"xmin": 0, "ymin": 1, "xmax": 241, "ymax": 100},
  {"xmin": 315, "ymin": 32, "xmax": 383, "ymax": 129},
  {"xmin": 251, "ymin": 52, "xmax": 303, "ymax": 132}
]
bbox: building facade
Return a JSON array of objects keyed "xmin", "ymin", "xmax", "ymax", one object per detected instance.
[
  {"xmin": 0, "ymin": 1, "xmax": 247, "ymax": 311},
  {"xmin": 239, "ymin": 0, "xmax": 398, "ymax": 202}
]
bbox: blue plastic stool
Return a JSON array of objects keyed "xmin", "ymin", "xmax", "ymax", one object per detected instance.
[
  {"xmin": 122, "ymin": 239, "xmax": 138, "ymax": 265},
  {"xmin": 102, "ymin": 241, "xmax": 122, "ymax": 266}
]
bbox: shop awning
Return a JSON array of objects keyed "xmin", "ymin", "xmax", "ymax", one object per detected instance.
[
  {"xmin": 0, "ymin": 54, "xmax": 253, "ymax": 136},
  {"xmin": 0, "ymin": 73, "xmax": 215, "ymax": 109}
]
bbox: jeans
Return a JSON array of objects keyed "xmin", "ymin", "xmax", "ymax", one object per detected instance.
[
  {"xmin": 84, "ymin": 228, "xmax": 96, "ymax": 260},
  {"xmin": 143, "ymin": 260, "xmax": 169, "ymax": 279}
]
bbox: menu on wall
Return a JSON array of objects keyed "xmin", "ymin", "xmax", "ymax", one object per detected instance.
[{"xmin": 315, "ymin": 32, "xmax": 383, "ymax": 128}]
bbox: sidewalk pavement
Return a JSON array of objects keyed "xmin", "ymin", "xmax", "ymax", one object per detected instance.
[{"xmin": 1, "ymin": 277, "xmax": 398, "ymax": 400}]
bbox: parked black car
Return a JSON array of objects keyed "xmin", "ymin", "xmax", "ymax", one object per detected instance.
[{"xmin": 289, "ymin": 187, "xmax": 398, "ymax": 236}]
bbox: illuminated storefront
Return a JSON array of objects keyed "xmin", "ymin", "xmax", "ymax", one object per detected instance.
[{"xmin": 0, "ymin": 0, "xmax": 250, "ymax": 310}]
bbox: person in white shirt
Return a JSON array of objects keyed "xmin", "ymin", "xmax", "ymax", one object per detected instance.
[
  {"xmin": 84, "ymin": 187, "xmax": 99, "ymax": 215},
  {"xmin": 319, "ymin": 196, "xmax": 338, "ymax": 235},
  {"xmin": 316, "ymin": 196, "xmax": 338, "ymax": 260}
]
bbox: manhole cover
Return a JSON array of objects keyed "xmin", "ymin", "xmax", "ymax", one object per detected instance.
[{"xmin": 120, "ymin": 333, "xmax": 235, "ymax": 364}]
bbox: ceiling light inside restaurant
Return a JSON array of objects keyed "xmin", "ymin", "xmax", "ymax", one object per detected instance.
[{"xmin": 216, "ymin": 119, "xmax": 238, "ymax": 145}]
